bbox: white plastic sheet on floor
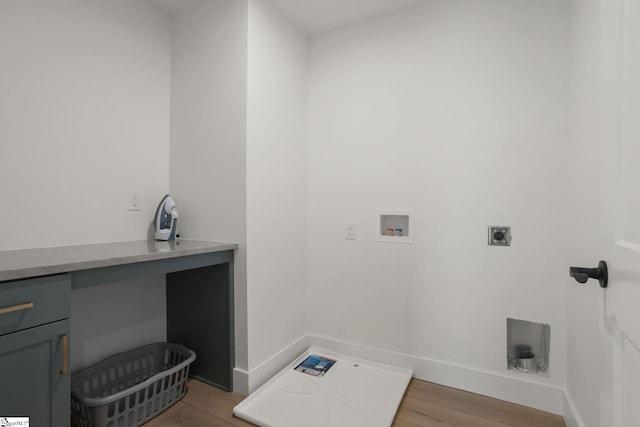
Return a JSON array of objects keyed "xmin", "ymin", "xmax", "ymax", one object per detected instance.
[{"xmin": 233, "ymin": 348, "xmax": 413, "ymax": 427}]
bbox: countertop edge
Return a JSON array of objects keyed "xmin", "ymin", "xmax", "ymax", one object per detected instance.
[{"xmin": 0, "ymin": 240, "xmax": 238, "ymax": 283}]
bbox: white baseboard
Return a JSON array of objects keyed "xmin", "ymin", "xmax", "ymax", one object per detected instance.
[
  {"xmin": 233, "ymin": 367, "xmax": 249, "ymax": 395},
  {"xmin": 563, "ymin": 390, "xmax": 586, "ymax": 427},
  {"xmin": 233, "ymin": 334, "xmax": 311, "ymax": 395},
  {"xmin": 237, "ymin": 334, "xmax": 568, "ymax": 416},
  {"xmin": 308, "ymin": 334, "xmax": 565, "ymax": 415}
]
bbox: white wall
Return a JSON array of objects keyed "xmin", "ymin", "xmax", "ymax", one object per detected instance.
[
  {"xmin": 0, "ymin": 0, "xmax": 171, "ymax": 250},
  {"xmin": 163, "ymin": 0, "xmax": 308, "ymax": 393},
  {"xmin": 8, "ymin": 2, "xmax": 637, "ymax": 421},
  {"xmin": 169, "ymin": 0, "xmax": 250, "ymax": 376},
  {"xmin": 0, "ymin": 0, "xmax": 172, "ymax": 370},
  {"xmin": 307, "ymin": 0, "xmax": 570, "ymax": 409},
  {"xmin": 245, "ymin": 0, "xmax": 308, "ymax": 388},
  {"xmin": 566, "ymin": 1, "xmax": 601, "ymax": 424}
]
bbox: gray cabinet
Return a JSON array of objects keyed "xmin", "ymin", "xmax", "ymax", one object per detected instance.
[
  {"xmin": 0, "ymin": 275, "xmax": 71, "ymax": 426},
  {"xmin": 0, "ymin": 241, "xmax": 237, "ymax": 426}
]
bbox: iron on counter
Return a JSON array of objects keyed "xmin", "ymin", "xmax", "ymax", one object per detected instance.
[{"xmin": 154, "ymin": 194, "xmax": 178, "ymax": 241}]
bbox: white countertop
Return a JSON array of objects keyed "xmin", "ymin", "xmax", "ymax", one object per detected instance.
[{"xmin": 0, "ymin": 240, "xmax": 238, "ymax": 282}]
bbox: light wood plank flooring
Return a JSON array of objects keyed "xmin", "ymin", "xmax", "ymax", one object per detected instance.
[{"xmin": 148, "ymin": 378, "xmax": 566, "ymax": 427}]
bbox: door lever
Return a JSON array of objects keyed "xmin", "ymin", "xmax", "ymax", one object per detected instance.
[{"xmin": 569, "ymin": 260, "xmax": 608, "ymax": 288}]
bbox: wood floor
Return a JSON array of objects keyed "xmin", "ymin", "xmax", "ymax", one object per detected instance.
[{"xmin": 148, "ymin": 378, "xmax": 566, "ymax": 427}]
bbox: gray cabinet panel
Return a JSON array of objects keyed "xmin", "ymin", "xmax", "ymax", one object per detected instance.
[
  {"xmin": 0, "ymin": 274, "xmax": 71, "ymax": 335},
  {"xmin": 167, "ymin": 263, "xmax": 233, "ymax": 391},
  {"xmin": 0, "ymin": 320, "xmax": 70, "ymax": 426}
]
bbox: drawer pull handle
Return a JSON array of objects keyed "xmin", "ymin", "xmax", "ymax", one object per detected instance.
[
  {"xmin": 0, "ymin": 302, "xmax": 34, "ymax": 315},
  {"xmin": 60, "ymin": 335, "xmax": 69, "ymax": 376}
]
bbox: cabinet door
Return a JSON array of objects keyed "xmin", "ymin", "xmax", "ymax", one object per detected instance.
[{"xmin": 0, "ymin": 320, "xmax": 70, "ymax": 426}]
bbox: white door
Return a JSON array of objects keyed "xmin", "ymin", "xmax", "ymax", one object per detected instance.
[{"xmin": 590, "ymin": 0, "xmax": 640, "ymax": 424}]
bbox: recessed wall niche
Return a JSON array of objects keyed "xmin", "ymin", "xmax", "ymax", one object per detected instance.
[
  {"xmin": 507, "ymin": 318, "xmax": 550, "ymax": 376},
  {"xmin": 376, "ymin": 209, "xmax": 414, "ymax": 243}
]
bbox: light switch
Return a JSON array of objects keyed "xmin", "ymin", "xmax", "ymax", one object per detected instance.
[{"xmin": 345, "ymin": 222, "xmax": 356, "ymax": 240}]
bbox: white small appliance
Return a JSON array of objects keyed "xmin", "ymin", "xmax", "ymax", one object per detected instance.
[{"xmin": 154, "ymin": 195, "xmax": 178, "ymax": 241}]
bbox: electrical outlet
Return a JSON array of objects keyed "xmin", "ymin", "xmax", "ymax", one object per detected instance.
[
  {"xmin": 345, "ymin": 222, "xmax": 356, "ymax": 240},
  {"xmin": 488, "ymin": 226, "xmax": 511, "ymax": 246},
  {"xmin": 128, "ymin": 190, "xmax": 142, "ymax": 211}
]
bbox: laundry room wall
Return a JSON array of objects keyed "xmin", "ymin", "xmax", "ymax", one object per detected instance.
[
  {"xmin": 565, "ymin": 2, "xmax": 602, "ymax": 425},
  {"xmin": 245, "ymin": 0, "xmax": 308, "ymax": 390},
  {"xmin": 0, "ymin": 0, "xmax": 171, "ymax": 250},
  {"xmin": 0, "ymin": 0, "xmax": 172, "ymax": 371},
  {"xmin": 168, "ymin": 0, "xmax": 250, "ymax": 380},
  {"xmin": 167, "ymin": 0, "xmax": 307, "ymax": 393},
  {"xmin": 307, "ymin": 0, "xmax": 571, "ymax": 412}
]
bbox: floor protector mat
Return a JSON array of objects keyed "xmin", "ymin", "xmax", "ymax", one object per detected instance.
[{"xmin": 233, "ymin": 348, "xmax": 412, "ymax": 427}]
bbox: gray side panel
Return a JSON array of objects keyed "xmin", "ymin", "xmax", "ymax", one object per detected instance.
[{"xmin": 167, "ymin": 264, "xmax": 233, "ymax": 391}]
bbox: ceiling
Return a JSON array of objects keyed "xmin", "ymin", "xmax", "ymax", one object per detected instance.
[
  {"xmin": 145, "ymin": 0, "xmax": 202, "ymax": 16},
  {"xmin": 145, "ymin": 0, "xmax": 425, "ymax": 36},
  {"xmin": 269, "ymin": 0, "xmax": 425, "ymax": 35}
]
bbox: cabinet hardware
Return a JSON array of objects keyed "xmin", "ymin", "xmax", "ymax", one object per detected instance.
[
  {"xmin": 60, "ymin": 335, "xmax": 69, "ymax": 376},
  {"xmin": 0, "ymin": 301, "xmax": 34, "ymax": 315}
]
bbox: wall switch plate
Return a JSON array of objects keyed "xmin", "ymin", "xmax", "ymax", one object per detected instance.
[
  {"xmin": 488, "ymin": 226, "xmax": 511, "ymax": 246},
  {"xmin": 345, "ymin": 222, "xmax": 356, "ymax": 240},
  {"xmin": 128, "ymin": 190, "xmax": 142, "ymax": 211}
]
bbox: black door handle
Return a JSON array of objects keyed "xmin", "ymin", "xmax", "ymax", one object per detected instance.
[{"xmin": 569, "ymin": 260, "xmax": 608, "ymax": 288}]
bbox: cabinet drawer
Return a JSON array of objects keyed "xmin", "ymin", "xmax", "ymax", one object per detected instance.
[{"xmin": 0, "ymin": 274, "xmax": 70, "ymax": 335}]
